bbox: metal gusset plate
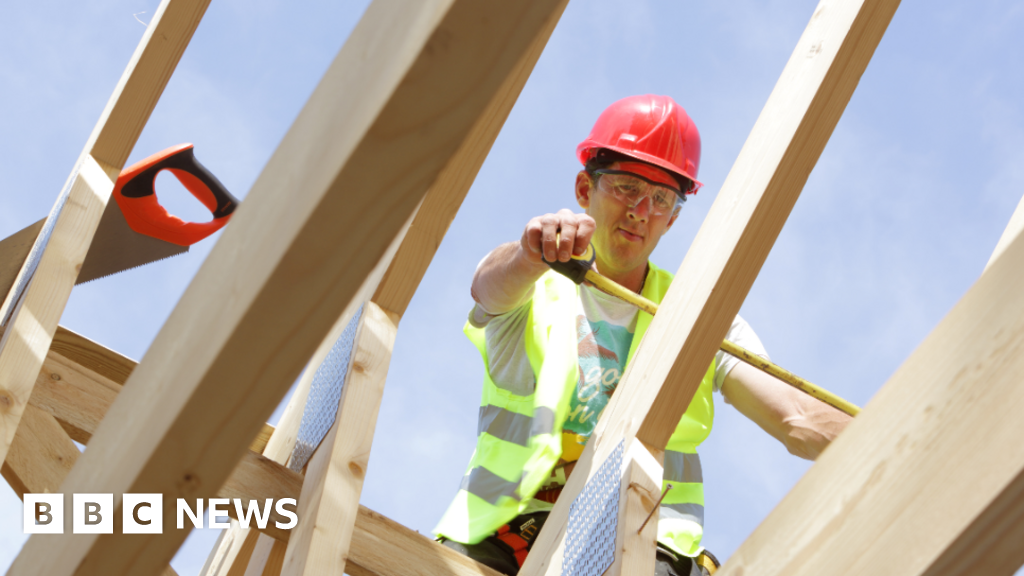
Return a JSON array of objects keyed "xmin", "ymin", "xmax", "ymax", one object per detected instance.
[
  {"xmin": 562, "ymin": 439, "xmax": 624, "ymax": 576},
  {"xmin": 287, "ymin": 304, "xmax": 364, "ymax": 471}
]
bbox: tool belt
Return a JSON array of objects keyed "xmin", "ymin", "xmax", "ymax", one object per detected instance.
[{"xmin": 492, "ymin": 513, "xmax": 548, "ymax": 568}]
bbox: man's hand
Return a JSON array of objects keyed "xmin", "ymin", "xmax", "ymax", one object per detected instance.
[
  {"xmin": 521, "ymin": 209, "xmax": 596, "ymax": 265},
  {"xmin": 472, "ymin": 211, "xmax": 596, "ymax": 316}
]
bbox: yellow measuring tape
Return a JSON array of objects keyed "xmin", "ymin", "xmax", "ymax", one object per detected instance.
[{"xmin": 582, "ymin": 269, "xmax": 860, "ymax": 416}]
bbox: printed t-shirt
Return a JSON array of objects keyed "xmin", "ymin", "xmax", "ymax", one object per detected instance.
[{"xmin": 469, "ymin": 281, "xmax": 768, "ymax": 511}]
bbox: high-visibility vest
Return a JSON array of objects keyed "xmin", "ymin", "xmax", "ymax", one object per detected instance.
[{"xmin": 435, "ymin": 263, "xmax": 715, "ymax": 557}]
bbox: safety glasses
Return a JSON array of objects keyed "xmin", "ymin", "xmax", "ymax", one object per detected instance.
[{"xmin": 591, "ymin": 169, "xmax": 683, "ymax": 216}]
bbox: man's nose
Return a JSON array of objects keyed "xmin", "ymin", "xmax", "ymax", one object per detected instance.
[{"xmin": 627, "ymin": 196, "xmax": 651, "ymax": 221}]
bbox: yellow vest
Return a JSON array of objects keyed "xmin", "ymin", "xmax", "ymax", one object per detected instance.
[{"xmin": 435, "ymin": 264, "xmax": 715, "ymax": 556}]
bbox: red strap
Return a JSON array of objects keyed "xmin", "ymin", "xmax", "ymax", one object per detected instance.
[{"xmin": 496, "ymin": 525, "xmax": 531, "ymax": 567}]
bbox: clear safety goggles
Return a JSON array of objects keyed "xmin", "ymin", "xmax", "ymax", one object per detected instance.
[{"xmin": 591, "ymin": 169, "xmax": 683, "ymax": 216}]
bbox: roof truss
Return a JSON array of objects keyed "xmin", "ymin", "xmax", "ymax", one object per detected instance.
[{"xmin": 4, "ymin": 0, "xmax": 1024, "ymax": 574}]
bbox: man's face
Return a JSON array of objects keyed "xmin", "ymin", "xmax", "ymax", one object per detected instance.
[{"xmin": 575, "ymin": 161, "xmax": 680, "ymax": 277}]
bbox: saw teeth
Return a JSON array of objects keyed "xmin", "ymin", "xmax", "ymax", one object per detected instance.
[{"xmin": 74, "ymin": 253, "xmax": 187, "ymax": 285}]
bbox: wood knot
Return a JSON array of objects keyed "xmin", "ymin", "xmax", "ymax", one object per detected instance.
[
  {"xmin": 348, "ymin": 461, "xmax": 365, "ymax": 478},
  {"xmin": 0, "ymin": 391, "xmax": 12, "ymax": 412},
  {"xmin": 177, "ymin": 472, "xmax": 201, "ymax": 495},
  {"xmin": 51, "ymin": 373, "xmax": 62, "ymax": 381}
]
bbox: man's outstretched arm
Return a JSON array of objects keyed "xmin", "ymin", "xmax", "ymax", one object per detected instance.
[
  {"xmin": 471, "ymin": 209, "xmax": 594, "ymax": 315},
  {"xmin": 721, "ymin": 362, "xmax": 852, "ymax": 460}
]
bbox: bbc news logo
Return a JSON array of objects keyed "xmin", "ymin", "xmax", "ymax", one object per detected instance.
[{"xmin": 23, "ymin": 494, "xmax": 298, "ymax": 534}]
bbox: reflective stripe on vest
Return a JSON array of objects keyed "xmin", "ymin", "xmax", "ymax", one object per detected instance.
[
  {"xmin": 661, "ymin": 502, "xmax": 705, "ymax": 526},
  {"xmin": 434, "ymin": 264, "xmax": 715, "ymax": 552},
  {"xmin": 461, "ymin": 467, "xmax": 523, "ymax": 504},
  {"xmin": 664, "ymin": 450, "xmax": 703, "ymax": 484},
  {"xmin": 478, "ymin": 405, "xmax": 556, "ymax": 447}
]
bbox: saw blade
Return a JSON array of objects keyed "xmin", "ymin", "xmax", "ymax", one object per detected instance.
[
  {"xmin": 0, "ymin": 219, "xmax": 45, "ymax": 308},
  {"xmin": 76, "ymin": 198, "xmax": 188, "ymax": 285}
]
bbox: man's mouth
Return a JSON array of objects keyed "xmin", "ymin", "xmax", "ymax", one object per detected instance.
[{"xmin": 618, "ymin": 227, "xmax": 644, "ymax": 242}]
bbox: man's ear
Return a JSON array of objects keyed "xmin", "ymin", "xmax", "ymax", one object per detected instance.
[{"xmin": 576, "ymin": 171, "xmax": 593, "ymax": 209}]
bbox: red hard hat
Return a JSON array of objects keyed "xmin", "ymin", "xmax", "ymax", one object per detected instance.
[{"xmin": 577, "ymin": 94, "xmax": 702, "ymax": 194}]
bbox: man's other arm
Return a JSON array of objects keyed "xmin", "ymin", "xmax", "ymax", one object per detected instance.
[
  {"xmin": 721, "ymin": 362, "xmax": 852, "ymax": 460},
  {"xmin": 472, "ymin": 210, "xmax": 595, "ymax": 315}
]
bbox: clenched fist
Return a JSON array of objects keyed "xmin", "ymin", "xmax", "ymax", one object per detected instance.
[{"xmin": 520, "ymin": 209, "xmax": 596, "ymax": 266}]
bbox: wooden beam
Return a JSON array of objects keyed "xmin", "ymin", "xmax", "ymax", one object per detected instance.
[
  {"xmin": 370, "ymin": 0, "xmax": 567, "ymax": 319},
  {"xmin": 605, "ymin": 441, "xmax": 662, "ymax": 576},
  {"xmin": 10, "ymin": 0, "xmax": 567, "ymax": 573},
  {"xmin": 0, "ymin": 155, "xmax": 114, "ymax": 467},
  {"xmin": 50, "ymin": 325, "xmax": 135, "ymax": 385},
  {"xmin": 200, "ymin": 527, "xmax": 262, "ymax": 576},
  {"xmin": 29, "ymin": 329, "xmax": 273, "ymax": 452},
  {"xmin": 520, "ymin": 1, "xmax": 901, "ymax": 574},
  {"xmin": 1, "ymin": 404, "xmax": 78, "ymax": 499},
  {"xmin": 280, "ymin": 302, "xmax": 397, "ymax": 575},
  {"xmin": 0, "ymin": 0, "xmax": 211, "ymax": 470},
  {"xmin": 277, "ymin": 1, "xmax": 567, "ymax": 571},
  {"xmin": 219, "ymin": 450, "xmax": 304, "ymax": 543},
  {"xmin": 21, "ymin": 337, "xmax": 300, "ymax": 541},
  {"xmin": 17, "ymin": 324, "xmax": 510, "ymax": 576},
  {"xmin": 0, "ymin": 405, "xmax": 182, "ymax": 576},
  {"xmin": 714, "ymin": 199, "xmax": 1024, "ymax": 576},
  {"xmin": 347, "ymin": 506, "xmax": 504, "ymax": 576},
  {"xmin": 217, "ymin": 201, "xmax": 425, "ymax": 576},
  {"xmin": 985, "ymin": 192, "xmax": 1024, "ymax": 271}
]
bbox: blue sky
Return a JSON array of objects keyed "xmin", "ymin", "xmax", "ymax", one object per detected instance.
[{"xmin": 2, "ymin": 0, "xmax": 1023, "ymax": 574}]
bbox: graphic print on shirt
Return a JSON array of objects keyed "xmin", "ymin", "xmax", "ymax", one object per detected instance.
[{"xmin": 563, "ymin": 314, "xmax": 633, "ymax": 439}]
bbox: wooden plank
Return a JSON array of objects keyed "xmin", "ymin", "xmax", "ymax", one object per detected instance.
[
  {"xmin": 200, "ymin": 528, "xmax": 261, "ymax": 576},
  {"xmin": 50, "ymin": 325, "xmax": 135, "ymax": 385},
  {"xmin": 211, "ymin": 206, "xmax": 424, "ymax": 576},
  {"xmin": 0, "ymin": 219, "xmax": 44, "ymax": 306},
  {"xmin": 370, "ymin": 0, "xmax": 568, "ymax": 318},
  {"xmin": 281, "ymin": 302, "xmax": 397, "ymax": 575},
  {"xmin": 29, "ymin": 341, "xmax": 272, "ymax": 452},
  {"xmin": 0, "ymin": 0, "xmax": 211, "ymax": 472},
  {"xmin": 17, "ymin": 336, "xmax": 503, "ymax": 576},
  {"xmin": 15, "ymin": 333, "xmax": 507, "ymax": 576},
  {"xmin": 714, "ymin": 198, "xmax": 1024, "ymax": 576},
  {"xmin": 0, "ymin": 404, "xmax": 78, "ymax": 499},
  {"xmin": 260, "ymin": 541, "xmax": 287, "ymax": 576},
  {"xmin": 0, "ymin": 155, "xmax": 114, "ymax": 467},
  {"xmin": 520, "ymin": 1, "xmax": 901, "ymax": 574},
  {"xmin": 9, "ymin": 0, "xmax": 567, "ymax": 573},
  {"xmin": 605, "ymin": 442, "xmax": 662, "ymax": 576},
  {"xmin": 985, "ymin": 193, "xmax": 1024, "ymax": 271},
  {"xmin": 276, "ymin": 5, "xmax": 569, "ymax": 567},
  {"xmin": 274, "ymin": 1, "xmax": 567, "ymax": 570},
  {"xmin": 23, "ymin": 340, "xmax": 304, "ymax": 542},
  {"xmin": 219, "ymin": 450, "xmax": 304, "ymax": 542},
  {"xmin": 0, "ymin": 405, "xmax": 182, "ymax": 576},
  {"xmin": 347, "ymin": 505, "xmax": 504, "ymax": 576},
  {"xmin": 30, "ymin": 351, "xmax": 120, "ymax": 444}
]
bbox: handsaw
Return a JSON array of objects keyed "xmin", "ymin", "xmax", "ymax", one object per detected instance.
[{"xmin": 0, "ymin": 144, "xmax": 238, "ymax": 324}]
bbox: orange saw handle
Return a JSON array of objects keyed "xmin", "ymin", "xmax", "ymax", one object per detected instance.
[{"xmin": 113, "ymin": 143, "xmax": 239, "ymax": 246}]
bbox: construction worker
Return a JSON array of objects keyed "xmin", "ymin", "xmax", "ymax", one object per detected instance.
[{"xmin": 435, "ymin": 95, "xmax": 852, "ymax": 576}]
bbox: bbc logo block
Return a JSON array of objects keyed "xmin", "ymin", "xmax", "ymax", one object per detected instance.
[
  {"xmin": 123, "ymin": 493, "xmax": 163, "ymax": 534},
  {"xmin": 72, "ymin": 493, "xmax": 113, "ymax": 534},
  {"xmin": 23, "ymin": 494, "xmax": 297, "ymax": 534},
  {"xmin": 23, "ymin": 494, "xmax": 63, "ymax": 534}
]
